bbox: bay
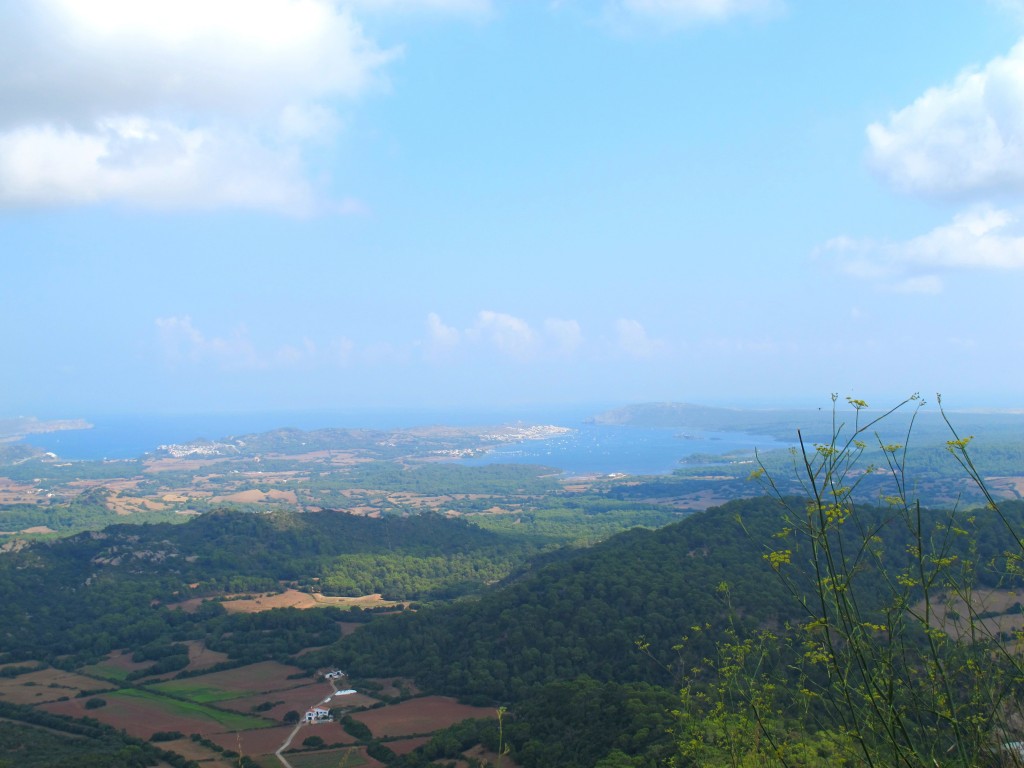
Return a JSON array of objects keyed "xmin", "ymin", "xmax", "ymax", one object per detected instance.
[{"xmin": 18, "ymin": 407, "xmax": 792, "ymax": 476}]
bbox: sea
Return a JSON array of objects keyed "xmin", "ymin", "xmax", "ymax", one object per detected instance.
[{"xmin": 17, "ymin": 408, "xmax": 794, "ymax": 477}]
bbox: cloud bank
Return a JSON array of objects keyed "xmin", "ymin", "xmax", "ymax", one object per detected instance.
[
  {"xmin": 868, "ymin": 39, "xmax": 1024, "ymax": 197},
  {"xmin": 0, "ymin": 0, "xmax": 395, "ymax": 213},
  {"xmin": 607, "ymin": 0, "xmax": 782, "ymax": 27},
  {"xmin": 828, "ymin": 34, "xmax": 1024, "ymax": 292},
  {"xmin": 822, "ymin": 205, "xmax": 1024, "ymax": 293},
  {"xmin": 426, "ymin": 311, "xmax": 664, "ymax": 360}
]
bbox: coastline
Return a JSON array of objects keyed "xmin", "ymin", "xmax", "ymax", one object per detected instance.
[{"xmin": 0, "ymin": 417, "xmax": 92, "ymax": 444}]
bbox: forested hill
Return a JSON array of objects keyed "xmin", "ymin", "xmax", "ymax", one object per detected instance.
[
  {"xmin": 0, "ymin": 510, "xmax": 542, "ymax": 665},
  {"xmin": 320, "ymin": 497, "xmax": 798, "ymax": 700},
  {"xmin": 323, "ymin": 496, "xmax": 1024, "ymax": 704}
]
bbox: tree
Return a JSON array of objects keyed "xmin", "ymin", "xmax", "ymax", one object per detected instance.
[{"xmin": 283, "ymin": 710, "xmax": 300, "ymax": 724}]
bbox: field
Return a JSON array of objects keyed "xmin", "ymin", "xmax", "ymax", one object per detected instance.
[
  {"xmin": 217, "ymin": 681, "xmax": 352, "ymax": 721},
  {"xmin": 203, "ymin": 723, "xmax": 304, "ymax": 756},
  {"xmin": 78, "ymin": 649, "xmax": 154, "ymax": 681},
  {"xmin": 351, "ymin": 696, "xmax": 496, "ymax": 738},
  {"xmin": 0, "ymin": 667, "xmax": 111, "ymax": 705},
  {"xmin": 210, "ymin": 488, "xmax": 299, "ymax": 504},
  {"xmin": 923, "ymin": 588, "xmax": 1024, "ymax": 645},
  {"xmin": 169, "ymin": 588, "xmax": 400, "ymax": 614},
  {"xmin": 151, "ymin": 660, "xmax": 313, "ymax": 699},
  {"xmin": 285, "ymin": 747, "xmax": 373, "ymax": 768},
  {"xmin": 156, "ymin": 736, "xmax": 240, "ymax": 767},
  {"xmin": 42, "ymin": 687, "xmax": 273, "ymax": 739}
]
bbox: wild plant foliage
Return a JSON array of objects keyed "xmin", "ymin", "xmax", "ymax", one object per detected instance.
[{"xmin": 682, "ymin": 395, "xmax": 1024, "ymax": 767}]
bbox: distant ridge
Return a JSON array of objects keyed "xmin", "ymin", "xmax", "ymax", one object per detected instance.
[
  {"xmin": 588, "ymin": 400, "xmax": 1024, "ymax": 444},
  {"xmin": 587, "ymin": 402, "xmax": 822, "ymax": 438}
]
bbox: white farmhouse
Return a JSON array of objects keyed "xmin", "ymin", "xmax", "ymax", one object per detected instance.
[{"xmin": 304, "ymin": 706, "xmax": 331, "ymax": 723}]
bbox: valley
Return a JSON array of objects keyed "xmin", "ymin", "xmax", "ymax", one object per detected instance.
[{"xmin": 2, "ymin": 401, "xmax": 1024, "ymax": 766}]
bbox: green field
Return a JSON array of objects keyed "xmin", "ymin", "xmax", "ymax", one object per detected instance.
[
  {"xmin": 111, "ymin": 688, "xmax": 272, "ymax": 731},
  {"xmin": 148, "ymin": 678, "xmax": 250, "ymax": 703},
  {"xmin": 286, "ymin": 748, "xmax": 368, "ymax": 768},
  {"xmin": 77, "ymin": 662, "xmax": 132, "ymax": 683}
]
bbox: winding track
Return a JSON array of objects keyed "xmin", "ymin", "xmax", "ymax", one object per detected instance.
[
  {"xmin": 275, "ymin": 671, "xmax": 346, "ymax": 767},
  {"xmin": 275, "ymin": 722, "xmax": 302, "ymax": 768}
]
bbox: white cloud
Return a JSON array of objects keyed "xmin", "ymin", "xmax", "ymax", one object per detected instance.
[
  {"xmin": 155, "ymin": 316, "xmax": 260, "ymax": 369},
  {"xmin": 426, "ymin": 312, "xmax": 461, "ymax": 356},
  {"xmin": 328, "ymin": 337, "xmax": 356, "ymax": 364},
  {"xmin": 615, "ymin": 318, "xmax": 664, "ymax": 358},
  {"xmin": 344, "ymin": 0, "xmax": 490, "ymax": 14},
  {"xmin": 900, "ymin": 206, "xmax": 1024, "ymax": 268},
  {"xmin": 821, "ymin": 205, "xmax": 1024, "ymax": 293},
  {"xmin": 475, "ymin": 310, "xmax": 537, "ymax": 358},
  {"xmin": 275, "ymin": 338, "xmax": 319, "ymax": 366},
  {"xmin": 0, "ymin": 0, "xmax": 397, "ymax": 212},
  {"xmin": 867, "ymin": 39, "xmax": 1024, "ymax": 197},
  {"xmin": 544, "ymin": 318, "xmax": 584, "ymax": 355},
  {"xmin": 611, "ymin": 0, "xmax": 782, "ymax": 26},
  {"xmin": 157, "ymin": 317, "xmax": 362, "ymax": 370},
  {"xmin": 885, "ymin": 275, "xmax": 944, "ymax": 295},
  {"xmin": 425, "ymin": 311, "xmax": 589, "ymax": 360},
  {"xmin": 0, "ymin": 119, "xmax": 315, "ymax": 212}
]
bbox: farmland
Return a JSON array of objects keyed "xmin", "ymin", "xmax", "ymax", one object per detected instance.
[
  {"xmin": 351, "ymin": 697, "xmax": 496, "ymax": 739},
  {"xmin": 44, "ymin": 687, "xmax": 273, "ymax": 737},
  {"xmin": 0, "ymin": 646, "xmax": 504, "ymax": 767}
]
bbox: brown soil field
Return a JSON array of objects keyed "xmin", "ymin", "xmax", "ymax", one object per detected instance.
[
  {"xmin": 169, "ymin": 588, "xmax": 399, "ymax": 615},
  {"xmin": 81, "ymin": 649, "xmax": 153, "ymax": 678},
  {"xmin": 143, "ymin": 457, "xmax": 231, "ymax": 473},
  {"xmin": 286, "ymin": 746, "xmax": 384, "ymax": 768},
  {"xmin": 158, "ymin": 737, "xmax": 238, "ymax": 767},
  {"xmin": 182, "ymin": 640, "xmax": 232, "ymax": 672},
  {"xmin": 107, "ymin": 495, "xmax": 168, "ymax": 515},
  {"xmin": 163, "ymin": 660, "xmax": 312, "ymax": 696},
  {"xmin": 351, "ymin": 696, "xmax": 496, "ymax": 738},
  {"xmin": 923, "ymin": 588, "xmax": 1024, "ymax": 645},
  {"xmin": 207, "ymin": 487, "xmax": 299, "ymax": 504},
  {"xmin": 0, "ymin": 668, "xmax": 110, "ymax": 705},
  {"xmin": 42, "ymin": 694, "xmax": 227, "ymax": 740},
  {"xmin": 205, "ymin": 723, "xmax": 299, "ymax": 755},
  {"xmin": 0, "ymin": 478, "xmax": 40, "ymax": 505},
  {"xmin": 985, "ymin": 476, "xmax": 1024, "ymax": 498}
]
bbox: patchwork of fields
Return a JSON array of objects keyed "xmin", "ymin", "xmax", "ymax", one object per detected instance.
[{"xmin": 0, "ymin": 642, "xmax": 500, "ymax": 767}]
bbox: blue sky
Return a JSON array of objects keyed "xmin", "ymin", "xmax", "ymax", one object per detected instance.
[{"xmin": 3, "ymin": 0, "xmax": 1024, "ymax": 417}]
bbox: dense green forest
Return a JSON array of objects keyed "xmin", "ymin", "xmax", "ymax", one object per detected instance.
[
  {"xmin": 313, "ymin": 498, "xmax": 1024, "ymax": 696},
  {"xmin": 4, "ymin": 492, "xmax": 1024, "ymax": 766},
  {"xmin": 0, "ymin": 509, "xmax": 539, "ymax": 665}
]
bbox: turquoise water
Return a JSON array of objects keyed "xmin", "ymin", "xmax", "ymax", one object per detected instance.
[
  {"xmin": 458, "ymin": 424, "xmax": 790, "ymax": 475},
  {"xmin": 19, "ymin": 409, "xmax": 792, "ymax": 476}
]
